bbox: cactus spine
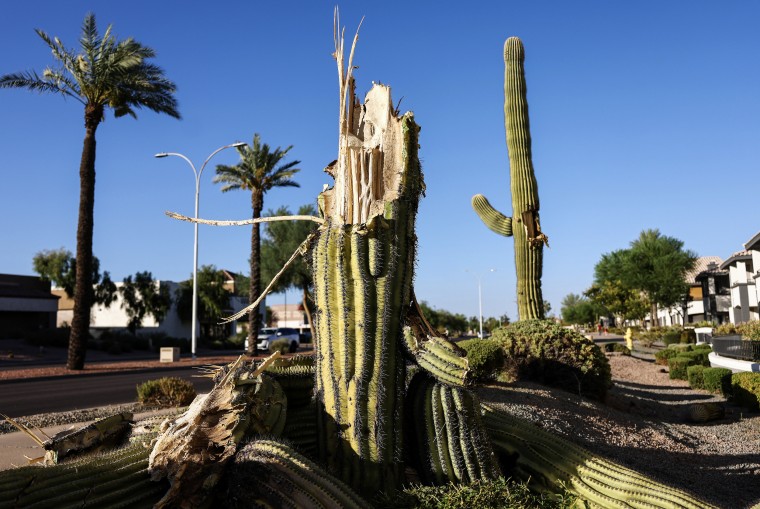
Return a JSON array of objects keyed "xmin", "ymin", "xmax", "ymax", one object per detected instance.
[{"xmin": 472, "ymin": 36, "xmax": 547, "ymax": 320}]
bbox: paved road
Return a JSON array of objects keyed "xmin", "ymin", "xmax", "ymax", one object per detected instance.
[{"xmin": 0, "ymin": 368, "xmax": 214, "ymax": 417}]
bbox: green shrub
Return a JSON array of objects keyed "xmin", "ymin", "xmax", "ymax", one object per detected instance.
[
  {"xmin": 387, "ymin": 477, "xmax": 575, "ymax": 509},
  {"xmin": 693, "ymin": 343, "xmax": 712, "ymax": 352},
  {"xmin": 654, "ymin": 348, "xmax": 678, "ymax": 366},
  {"xmin": 737, "ymin": 320, "xmax": 760, "ymax": 341},
  {"xmin": 731, "ymin": 372, "xmax": 760, "ymax": 411},
  {"xmin": 713, "ymin": 323, "xmax": 737, "ymax": 336},
  {"xmin": 687, "ymin": 365, "xmax": 705, "ymax": 389},
  {"xmin": 680, "ymin": 329, "xmax": 697, "ymax": 344},
  {"xmin": 269, "ymin": 338, "xmax": 290, "ymax": 354},
  {"xmin": 703, "ymin": 367, "xmax": 733, "ymax": 395},
  {"xmin": 662, "ymin": 330, "xmax": 682, "ymax": 346},
  {"xmin": 458, "ymin": 339, "xmax": 505, "ymax": 381},
  {"xmin": 667, "ymin": 343, "xmax": 692, "ymax": 352},
  {"xmin": 603, "ymin": 343, "xmax": 631, "ymax": 355},
  {"xmin": 136, "ymin": 377, "xmax": 196, "ymax": 407},
  {"xmin": 668, "ymin": 356, "xmax": 692, "ymax": 380},
  {"xmin": 678, "ymin": 350, "xmax": 710, "ymax": 367},
  {"xmin": 490, "ymin": 320, "xmax": 611, "ymax": 400}
]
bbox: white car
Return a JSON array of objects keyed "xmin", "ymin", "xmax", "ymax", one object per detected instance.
[{"xmin": 256, "ymin": 327, "xmax": 300, "ymax": 353}]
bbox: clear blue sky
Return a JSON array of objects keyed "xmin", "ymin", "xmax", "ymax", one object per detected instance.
[{"xmin": 1, "ymin": 1, "xmax": 758, "ymax": 322}]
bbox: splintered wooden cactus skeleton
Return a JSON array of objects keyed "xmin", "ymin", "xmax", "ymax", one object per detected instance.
[{"xmin": 472, "ymin": 36, "xmax": 548, "ymax": 321}]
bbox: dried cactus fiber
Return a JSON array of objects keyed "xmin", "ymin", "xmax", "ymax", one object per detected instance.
[
  {"xmin": 311, "ymin": 73, "xmax": 423, "ymax": 494},
  {"xmin": 221, "ymin": 439, "xmax": 370, "ymax": 509},
  {"xmin": 405, "ymin": 373, "xmax": 500, "ymax": 485},
  {"xmin": 0, "ymin": 431, "xmax": 165, "ymax": 509},
  {"xmin": 472, "ymin": 36, "xmax": 546, "ymax": 320},
  {"xmin": 685, "ymin": 402, "xmax": 726, "ymax": 423},
  {"xmin": 148, "ymin": 354, "xmax": 287, "ymax": 508},
  {"xmin": 481, "ymin": 404, "xmax": 716, "ymax": 508}
]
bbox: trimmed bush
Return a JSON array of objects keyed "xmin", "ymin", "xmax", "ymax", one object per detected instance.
[
  {"xmin": 713, "ymin": 323, "xmax": 737, "ymax": 336},
  {"xmin": 269, "ymin": 338, "xmax": 290, "ymax": 354},
  {"xmin": 693, "ymin": 343, "xmax": 712, "ymax": 352},
  {"xmin": 680, "ymin": 329, "xmax": 697, "ymax": 344},
  {"xmin": 679, "ymin": 350, "xmax": 710, "ymax": 367},
  {"xmin": 458, "ymin": 338, "xmax": 505, "ymax": 381},
  {"xmin": 654, "ymin": 348, "xmax": 678, "ymax": 366},
  {"xmin": 490, "ymin": 320, "xmax": 611, "ymax": 400},
  {"xmin": 667, "ymin": 343, "xmax": 692, "ymax": 352},
  {"xmin": 668, "ymin": 356, "xmax": 692, "ymax": 380},
  {"xmin": 737, "ymin": 320, "xmax": 760, "ymax": 341},
  {"xmin": 687, "ymin": 365, "xmax": 705, "ymax": 389},
  {"xmin": 662, "ymin": 330, "xmax": 682, "ymax": 346},
  {"xmin": 603, "ymin": 343, "xmax": 631, "ymax": 355},
  {"xmin": 136, "ymin": 377, "xmax": 196, "ymax": 407},
  {"xmin": 703, "ymin": 367, "xmax": 732, "ymax": 395},
  {"xmin": 731, "ymin": 372, "xmax": 760, "ymax": 411}
]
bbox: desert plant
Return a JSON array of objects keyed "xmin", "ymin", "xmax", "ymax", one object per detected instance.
[
  {"xmin": 472, "ymin": 37, "xmax": 548, "ymax": 321},
  {"xmin": 269, "ymin": 338, "xmax": 290, "ymax": 355},
  {"xmin": 491, "ymin": 320, "xmax": 611, "ymax": 400},
  {"xmin": 680, "ymin": 349, "xmax": 710, "ymax": 367},
  {"xmin": 136, "ymin": 377, "xmax": 196, "ymax": 407},
  {"xmin": 680, "ymin": 329, "xmax": 697, "ymax": 344},
  {"xmin": 731, "ymin": 372, "xmax": 760, "ymax": 411},
  {"xmin": 655, "ymin": 348, "xmax": 679, "ymax": 366},
  {"xmin": 667, "ymin": 343, "xmax": 692, "ymax": 352},
  {"xmin": 737, "ymin": 320, "xmax": 760, "ymax": 341},
  {"xmin": 713, "ymin": 323, "xmax": 737, "ymax": 336},
  {"xmin": 667, "ymin": 356, "xmax": 692, "ymax": 380},
  {"xmin": 603, "ymin": 342, "xmax": 631, "ymax": 355},
  {"xmin": 687, "ymin": 365, "xmax": 705, "ymax": 389},
  {"xmin": 703, "ymin": 367, "xmax": 733, "ymax": 395},
  {"xmin": 662, "ymin": 329, "xmax": 682, "ymax": 346},
  {"xmin": 458, "ymin": 338, "xmax": 506, "ymax": 381}
]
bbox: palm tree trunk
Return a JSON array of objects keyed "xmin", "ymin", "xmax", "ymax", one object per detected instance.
[
  {"xmin": 301, "ymin": 285, "xmax": 315, "ymax": 341},
  {"xmin": 68, "ymin": 104, "xmax": 102, "ymax": 370},
  {"xmin": 247, "ymin": 191, "xmax": 263, "ymax": 356}
]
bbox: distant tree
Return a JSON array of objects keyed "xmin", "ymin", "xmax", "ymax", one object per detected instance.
[
  {"xmin": 33, "ymin": 248, "xmax": 116, "ymax": 307},
  {"xmin": 120, "ymin": 272, "xmax": 172, "ymax": 334},
  {"xmin": 214, "ymin": 134, "xmax": 301, "ymax": 356},
  {"xmin": 561, "ymin": 293, "xmax": 596, "ymax": 325},
  {"xmin": 585, "ymin": 281, "xmax": 648, "ymax": 324},
  {"xmin": 260, "ymin": 204, "xmax": 319, "ymax": 338},
  {"xmin": 593, "ymin": 230, "xmax": 696, "ymax": 324},
  {"xmin": 176, "ymin": 265, "xmax": 231, "ymax": 340},
  {"xmin": 543, "ymin": 300, "xmax": 552, "ymax": 317},
  {"xmin": 418, "ymin": 301, "xmax": 469, "ymax": 336},
  {"xmin": 2, "ymin": 13, "xmax": 179, "ymax": 369}
]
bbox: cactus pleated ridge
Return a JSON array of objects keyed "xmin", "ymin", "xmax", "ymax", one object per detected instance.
[
  {"xmin": 0, "ymin": 31, "xmax": 715, "ymax": 509},
  {"xmin": 472, "ymin": 36, "xmax": 547, "ymax": 321}
]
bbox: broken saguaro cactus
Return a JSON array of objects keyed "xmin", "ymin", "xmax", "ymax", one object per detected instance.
[
  {"xmin": 312, "ymin": 81, "xmax": 422, "ymax": 493},
  {"xmin": 472, "ymin": 36, "xmax": 547, "ymax": 320}
]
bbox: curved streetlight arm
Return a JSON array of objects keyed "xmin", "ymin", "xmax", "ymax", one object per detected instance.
[{"xmin": 153, "ymin": 141, "xmax": 246, "ymax": 359}]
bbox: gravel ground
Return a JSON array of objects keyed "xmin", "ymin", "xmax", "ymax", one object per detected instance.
[
  {"xmin": 2, "ymin": 352, "xmax": 758, "ymax": 507},
  {"xmin": 479, "ymin": 354, "xmax": 760, "ymax": 508}
]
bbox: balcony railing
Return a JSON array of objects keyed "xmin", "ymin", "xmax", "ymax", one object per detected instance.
[{"xmin": 711, "ymin": 335, "xmax": 760, "ymax": 362}]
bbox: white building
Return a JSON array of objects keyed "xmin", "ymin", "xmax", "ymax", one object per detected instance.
[
  {"xmin": 651, "ymin": 256, "xmax": 723, "ymax": 327},
  {"xmin": 720, "ymin": 241, "xmax": 759, "ymax": 324},
  {"xmin": 54, "ymin": 275, "xmax": 250, "ymax": 339}
]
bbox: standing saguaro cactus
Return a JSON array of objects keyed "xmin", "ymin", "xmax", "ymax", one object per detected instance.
[{"xmin": 472, "ymin": 36, "xmax": 547, "ymax": 321}]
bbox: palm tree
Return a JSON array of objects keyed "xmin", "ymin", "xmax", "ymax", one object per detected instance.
[
  {"xmin": 0, "ymin": 14, "xmax": 180, "ymax": 369},
  {"xmin": 214, "ymin": 134, "xmax": 300, "ymax": 356}
]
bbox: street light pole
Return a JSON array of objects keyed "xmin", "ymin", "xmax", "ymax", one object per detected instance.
[
  {"xmin": 466, "ymin": 268, "xmax": 496, "ymax": 338},
  {"xmin": 155, "ymin": 142, "xmax": 246, "ymax": 359}
]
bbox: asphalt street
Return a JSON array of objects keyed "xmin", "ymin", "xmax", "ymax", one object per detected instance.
[{"xmin": 0, "ymin": 368, "xmax": 214, "ymax": 417}]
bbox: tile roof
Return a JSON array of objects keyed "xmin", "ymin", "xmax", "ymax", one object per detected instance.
[{"xmin": 685, "ymin": 256, "xmax": 723, "ymax": 283}]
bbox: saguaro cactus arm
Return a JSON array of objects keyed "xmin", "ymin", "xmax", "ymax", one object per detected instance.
[{"xmin": 472, "ymin": 194, "xmax": 513, "ymax": 237}]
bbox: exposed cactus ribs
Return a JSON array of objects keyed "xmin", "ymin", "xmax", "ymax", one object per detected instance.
[
  {"xmin": 481, "ymin": 405, "xmax": 715, "ymax": 509},
  {"xmin": 405, "ymin": 373, "xmax": 500, "ymax": 485}
]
